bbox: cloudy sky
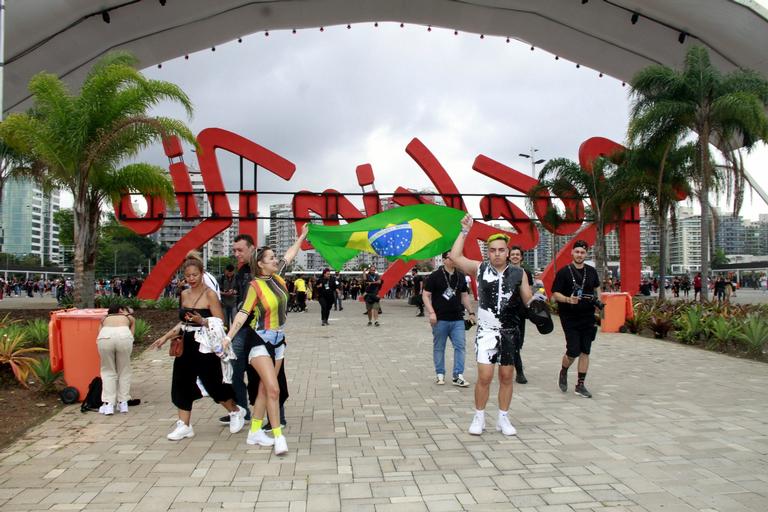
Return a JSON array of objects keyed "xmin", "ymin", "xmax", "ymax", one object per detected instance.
[{"xmin": 128, "ymin": 23, "xmax": 768, "ymax": 221}]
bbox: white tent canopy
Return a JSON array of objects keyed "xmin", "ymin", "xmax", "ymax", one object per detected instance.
[{"xmin": 4, "ymin": 0, "xmax": 768, "ymax": 114}]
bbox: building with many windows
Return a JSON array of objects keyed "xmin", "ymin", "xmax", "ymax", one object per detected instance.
[
  {"xmin": 668, "ymin": 207, "xmax": 702, "ymax": 274},
  {"xmin": 0, "ymin": 177, "xmax": 61, "ymax": 265}
]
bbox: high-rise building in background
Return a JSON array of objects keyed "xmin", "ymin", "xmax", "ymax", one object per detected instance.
[
  {"xmin": 714, "ymin": 208, "xmax": 746, "ymax": 256},
  {"xmin": 0, "ymin": 177, "xmax": 61, "ymax": 265},
  {"xmin": 268, "ymin": 203, "xmax": 309, "ymax": 270},
  {"xmin": 152, "ymin": 169, "xmax": 233, "ymax": 269},
  {"xmin": 668, "ymin": 207, "xmax": 702, "ymax": 274},
  {"xmin": 639, "ymin": 205, "xmax": 660, "ymax": 267}
]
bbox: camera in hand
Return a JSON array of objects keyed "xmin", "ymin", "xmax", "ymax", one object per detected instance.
[{"xmin": 579, "ymin": 293, "xmax": 605, "ymax": 310}]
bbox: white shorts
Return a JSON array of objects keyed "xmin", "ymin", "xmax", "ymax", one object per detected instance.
[
  {"xmin": 248, "ymin": 343, "xmax": 285, "ymax": 361},
  {"xmin": 475, "ymin": 328, "xmax": 500, "ymax": 365}
]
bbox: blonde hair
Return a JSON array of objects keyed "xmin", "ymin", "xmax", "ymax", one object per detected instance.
[
  {"xmin": 183, "ymin": 250, "xmax": 204, "ymax": 273},
  {"xmin": 251, "ymin": 246, "xmax": 274, "ymax": 276}
]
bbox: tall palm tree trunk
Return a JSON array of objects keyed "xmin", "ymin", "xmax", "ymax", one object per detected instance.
[
  {"xmin": 73, "ymin": 199, "xmax": 100, "ymax": 308},
  {"xmin": 698, "ymin": 132, "xmax": 711, "ymax": 301},
  {"xmin": 657, "ymin": 211, "xmax": 667, "ymax": 301}
]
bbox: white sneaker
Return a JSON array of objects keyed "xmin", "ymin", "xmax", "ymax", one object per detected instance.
[
  {"xmin": 102, "ymin": 403, "xmax": 114, "ymax": 416},
  {"xmin": 118, "ymin": 401, "xmax": 129, "ymax": 413},
  {"xmin": 436, "ymin": 373, "xmax": 445, "ymax": 385},
  {"xmin": 496, "ymin": 414, "xmax": 517, "ymax": 436},
  {"xmin": 246, "ymin": 429, "xmax": 275, "ymax": 446},
  {"xmin": 468, "ymin": 413, "xmax": 485, "ymax": 435},
  {"xmin": 229, "ymin": 405, "xmax": 246, "ymax": 434},
  {"xmin": 167, "ymin": 420, "xmax": 194, "ymax": 441},
  {"xmin": 274, "ymin": 435, "xmax": 288, "ymax": 455},
  {"xmin": 452, "ymin": 374, "xmax": 470, "ymax": 387}
]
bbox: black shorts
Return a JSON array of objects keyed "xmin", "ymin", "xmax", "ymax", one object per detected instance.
[{"xmin": 563, "ymin": 324, "xmax": 597, "ymax": 358}]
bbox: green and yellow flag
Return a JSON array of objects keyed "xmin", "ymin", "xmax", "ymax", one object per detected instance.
[{"xmin": 306, "ymin": 204, "xmax": 465, "ymax": 270}]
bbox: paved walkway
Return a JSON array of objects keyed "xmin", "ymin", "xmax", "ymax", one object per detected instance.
[{"xmin": 1, "ymin": 300, "xmax": 766, "ymax": 511}]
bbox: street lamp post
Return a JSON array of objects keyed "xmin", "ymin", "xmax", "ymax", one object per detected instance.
[{"xmin": 519, "ymin": 148, "xmax": 547, "ymax": 271}]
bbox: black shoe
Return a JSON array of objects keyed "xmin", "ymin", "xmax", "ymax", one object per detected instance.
[
  {"xmin": 219, "ymin": 415, "xmax": 230, "ymax": 425},
  {"xmin": 516, "ymin": 371, "xmax": 528, "ymax": 384},
  {"xmin": 558, "ymin": 371, "xmax": 567, "ymax": 392},
  {"xmin": 574, "ymin": 384, "xmax": 592, "ymax": 398},
  {"xmin": 416, "ymin": 313, "xmax": 425, "ymax": 317}
]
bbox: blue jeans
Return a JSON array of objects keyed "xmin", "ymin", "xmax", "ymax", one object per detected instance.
[
  {"xmin": 432, "ymin": 320, "xmax": 466, "ymax": 378},
  {"xmin": 230, "ymin": 329, "xmax": 251, "ymax": 420}
]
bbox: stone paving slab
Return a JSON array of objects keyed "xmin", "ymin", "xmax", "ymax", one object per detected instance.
[{"xmin": 1, "ymin": 299, "xmax": 767, "ymax": 511}]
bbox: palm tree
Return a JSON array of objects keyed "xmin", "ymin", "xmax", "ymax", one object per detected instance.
[
  {"xmin": 0, "ymin": 52, "xmax": 196, "ymax": 307},
  {"xmin": 629, "ymin": 46, "xmax": 768, "ymax": 300},
  {"xmin": 529, "ymin": 156, "xmax": 628, "ymax": 283},
  {"xmin": 623, "ymin": 139, "xmax": 695, "ymax": 300}
]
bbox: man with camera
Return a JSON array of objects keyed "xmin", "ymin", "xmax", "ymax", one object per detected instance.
[
  {"xmin": 423, "ymin": 252, "xmax": 474, "ymax": 387},
  {"xmin": 551, "ymin": 240, "xmax": 602, "ymax": 398}
]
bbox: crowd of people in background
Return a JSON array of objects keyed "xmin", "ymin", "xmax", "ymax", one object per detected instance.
[{"xmin": 0, "ymin": 276, "xmax": 73, "ymax": 303}]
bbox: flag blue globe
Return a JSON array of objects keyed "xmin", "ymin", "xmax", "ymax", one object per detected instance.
[{"xmin": 368, "ymin": 224, "xmax": 413, "ymax": 257}]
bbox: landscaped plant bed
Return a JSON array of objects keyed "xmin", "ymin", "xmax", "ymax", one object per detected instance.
[
  {"xmin": 624, "ymin": 299, "xmax": 768, "ymax": 363},
  {"xmin": 0, "ymin": 306, "xmax": 179, "ymax": 449}
]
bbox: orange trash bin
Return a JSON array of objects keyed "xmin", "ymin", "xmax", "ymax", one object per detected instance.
[
  {"xmin": 600, "ymin": 292, "xmax": 633, "ymax": 333},
  {"xmin": 49, "ymin": 308, "xmax": 108, "ymax": 401}
]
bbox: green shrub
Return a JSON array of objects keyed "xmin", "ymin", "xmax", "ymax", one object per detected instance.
[
  {"xmin": 0, "ymin": 333, "xmax": 47, "ymax": 388},
  {"xmin": 140, "ymin": 299, "xmax": 157, "ymax": 309},
  {"xmin": 154, "ymin": 296, "xmax": 179, "ymax": 310},
  {"xmin": 703, "ymin": 316, "xmax": 734, "ymax": 351},
  {"xmin": 24, "ymin": 319, "xmax": 49, "ymax": 348},
  {"xmin": 31, "ymin": 356, "xmax": 62, "ymax": 393},
  {"xmin": 95, "ymin": 295, "xmax": 129, "ymax": 308},
  {"xmin": 733, "ymin": 314, "xmax": 768, "ymax": 357},
  {"xmin": 133, "ymin": 318, "xmax": 151, "ymax": 343},
  {"xmin": 674, "ymin": 307, "xmax": 704, "ymax": 344}
]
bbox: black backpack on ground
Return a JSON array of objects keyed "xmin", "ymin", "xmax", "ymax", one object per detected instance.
[{"xmin": 80, "ymin": 377, "xmax": 103, "ymax": 413}]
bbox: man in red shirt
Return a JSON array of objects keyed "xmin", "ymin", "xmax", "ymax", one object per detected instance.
[{"xmin": 693, "ymin": 273, "xmax": 702, "ymax": 301}]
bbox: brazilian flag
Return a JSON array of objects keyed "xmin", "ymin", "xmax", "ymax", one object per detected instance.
[{"xmin": 306, "ymin": 204, "xmax": 466, "ymax": 270}]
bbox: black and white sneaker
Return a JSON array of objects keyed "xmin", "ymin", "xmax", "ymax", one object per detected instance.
[
  {"xmin": 574, "ymin": 384, "xmax": 592, "ymax": 398},
  {"xmin": 558, "ymin": 370, "xmax": 567, "ymax": 392},
  {"xmin": 452, "ymin": 374, "xmax": 470, "ymax": 387}
]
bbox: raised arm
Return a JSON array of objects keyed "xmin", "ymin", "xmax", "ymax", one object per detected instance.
[
  {"xmin": 520, "ymin": 271, "xmax": 533, "ymax": 304},
  {"xmin": 283, "ymin": 223, "xmax": 309, "ymax": 267},
  {"xmin": 449, "ymin": 214, "xmax": 481, "ymax": 276}
]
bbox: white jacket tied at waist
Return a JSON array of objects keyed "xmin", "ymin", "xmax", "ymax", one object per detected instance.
[{"xmin": 194, "ymin": 317, "xmax": 236, "ymax": 384}]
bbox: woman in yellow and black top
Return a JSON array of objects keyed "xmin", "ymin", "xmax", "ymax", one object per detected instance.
[{"xmin": 224, "ymin": 224, "xmax": 308, "ymax": 456}]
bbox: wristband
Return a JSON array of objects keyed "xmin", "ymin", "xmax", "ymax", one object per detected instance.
[
  {"xmin": 224, "ymin": 335, "xmax": 231, "ymax": 342},
  {"xmin": 461, "ymin": 229, "xmax": 469, "ymax": 235}
]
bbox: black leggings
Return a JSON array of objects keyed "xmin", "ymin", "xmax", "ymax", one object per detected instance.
[
  {"xmin": 171, "ymin": 331, "xmax": 235, "ymax": 410},
  {"xmin": 319, "ymin": 295, "xmax": 333, "ymax": 323}
]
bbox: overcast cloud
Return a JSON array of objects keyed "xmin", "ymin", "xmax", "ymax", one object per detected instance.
[{"xmin": 126, "ymin": 23, "xmax": 768, "ymax": 221}]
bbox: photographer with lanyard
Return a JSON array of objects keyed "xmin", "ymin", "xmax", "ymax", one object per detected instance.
[
  {"xmin": 423, "ymin": 252, "xmax": 474, "ymax": 387},
  {"xmin": 551, "ymin": 240, "xmax": 602, "ymax": 398}
]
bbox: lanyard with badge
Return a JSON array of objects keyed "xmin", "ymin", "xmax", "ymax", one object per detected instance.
[
  {"xmin": 442, "ymin": 267, "xmax": 460, "ymax": 300},
  {"xmin": 567, "ymin": 264, "xmax": 587, "ymax": 297}
]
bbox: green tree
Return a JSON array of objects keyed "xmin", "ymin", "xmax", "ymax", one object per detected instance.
[
  {"xmin": 629, "ymin": 46, "xmax": 768, "ymax": 300},
  {"xmin": 207, "ymin": 256, "xmax": 237, "ymax": 276},
  {"xmin": 712, "ymin": 248, "xmax": 729, "ymax": 267},
  {"xmin": 529, "ymin": 156, "xmax": 629, "ymax": 283},
  {"xmin": 53, "ymin": 208, "xmax": 74, "ymax": 248},
  {"xmin": 644, "ymin": 253, "xmax": 660, "ymax": 274},
  {"xmin": 0, "ymin": 52, "xmax": 195, "ymax": 307},
  {"xmin": 623, "ymin": 139, "xmax": 695, "ymax": 299}
]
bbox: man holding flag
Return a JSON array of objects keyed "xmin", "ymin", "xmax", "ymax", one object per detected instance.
[{"xmin": 449, "ymin": 214, "xmax": 533, "ymax": 437}]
